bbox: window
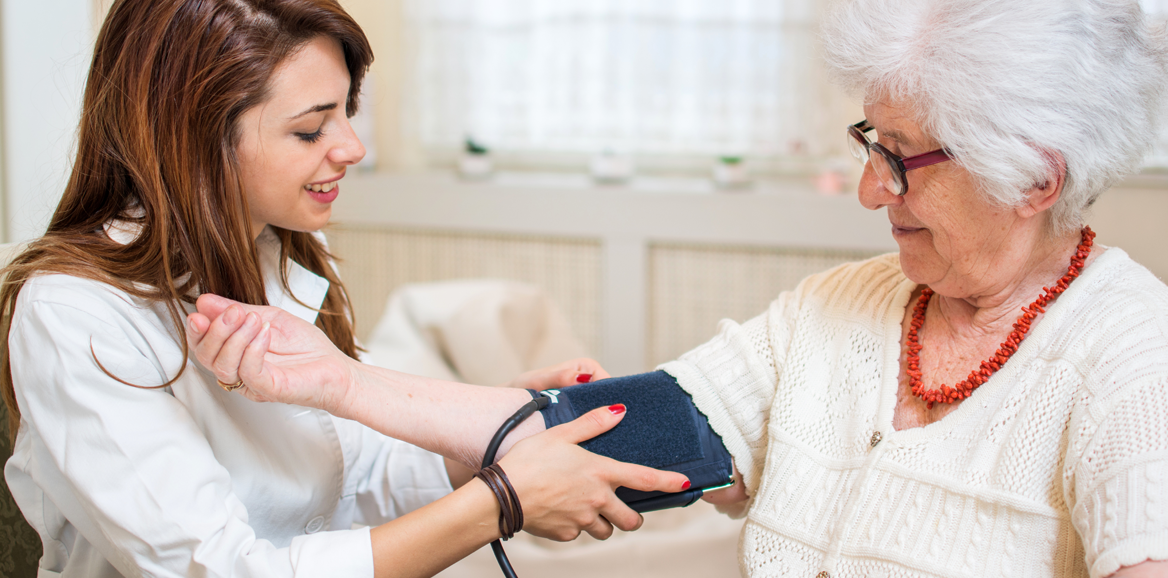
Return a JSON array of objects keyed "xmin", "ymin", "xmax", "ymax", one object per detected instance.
[
  {"xmin": 399, "ymin": 0, "xmax": 1168, "ymax": 174},
  {"xmin": 403, "ymin": 0, "xmax": 848, "ymax": 172}
]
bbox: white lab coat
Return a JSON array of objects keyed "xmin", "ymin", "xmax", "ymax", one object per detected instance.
[{"xmin": 3, "ymin": 227, "xmax": 452, "ymax": 578}]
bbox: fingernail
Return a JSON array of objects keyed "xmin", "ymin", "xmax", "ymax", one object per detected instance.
[
  {"xmin": 682, "ymin": 481, "xmax": 691, "ymax": 490},
  {"xmin": 608, "ymin": 404, "xmax": 625, "ymax": 415},
  {"xmin": 576, "ymin": 373, "xmax": 592, "ymax": 383},
  {"xmin": 188, "ymin": 316, "xmax": 200, "ymax": 334},
  {"xmin": 223, "ymin": 306, "xmax": 240, "ymax": 324}
]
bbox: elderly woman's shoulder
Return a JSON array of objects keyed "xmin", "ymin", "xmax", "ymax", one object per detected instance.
[
  {"xmin": 1061, "ymin": 248, "xmax": 1168, "ymax": 387},
  {"xmin": 1082, "ymin": 248, "xmax": 1168, "ymax": 315},
  {"xmin": 790, "ymin": 252, "xmax": 907, "ymax": 300},
  {"xmin": 765, "ymin": 253, "xmax": 910, "ymax": 322}
]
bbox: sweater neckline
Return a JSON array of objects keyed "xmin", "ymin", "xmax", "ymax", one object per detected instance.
[{"xmin": 874, "ymin": 246, "xmax": 1120, "ymax": 444}]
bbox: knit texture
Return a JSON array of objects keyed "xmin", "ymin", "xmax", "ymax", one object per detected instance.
[{"xmin": 661, "ymin": 249, "xmax": 1168, "ymax": 578}]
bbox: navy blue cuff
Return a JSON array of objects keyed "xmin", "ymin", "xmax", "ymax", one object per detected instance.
[{"xmin": 538, "ymin": 370, "xmax": 734, "ymax": 512}]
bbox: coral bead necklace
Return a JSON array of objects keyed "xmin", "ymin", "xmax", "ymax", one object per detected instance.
[{"xmin": 906, "ymin": 226, "xmax": 1096, "ymax": 409}]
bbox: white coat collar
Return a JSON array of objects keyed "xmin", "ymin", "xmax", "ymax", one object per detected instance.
[
  {"xmin": 103, "ymin": 216, "xmax": 329, "ymax": 325},
  {"xmin": 254, "ymin": 226, "xmax": 330, "ymax": 325}
]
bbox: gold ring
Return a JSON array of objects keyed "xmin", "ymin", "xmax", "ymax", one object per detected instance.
[{"xmin": 217, "ymin": 379, "xmax": 245, "ymax": 392}]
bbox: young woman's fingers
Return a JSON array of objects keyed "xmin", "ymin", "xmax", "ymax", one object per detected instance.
[
  {"xmin": 203, "ymin": 304, "xmax": 245, "ymax": 346},
  {"xmin": 572, "ymin": 358, "xmax": 611, "ymax": 382},
  {"xmin": 186, "ymin": 305, "xmax": 244, "ymax": 373},
  {"xmin": 544, "ymin": 403, "xmax": 628, "ymax": 445},
  {"xmin": 237, "ymin": 321, "xmax": 272, "ymax": 397},
  {"xmin": 596, "ymin": 498, "xmax": 643, "ymax": 533},
  {"xmin": 507, "ymin": 358, "xmax": 612, "ymax": 390},
  {"xmin": 544, "ymin": 405, "xmax": 690, "ymax": 492},
  {"xmin": 195, "ymin": 293, "xmax": 237, "ymax": 320},
  {"xmin": 186, "ymin": 313, "xmax": 210, "ymax": 344},
  {"xmin": 605, "ymin": 458, "xmax": 690, "ymax": 495},
  {"xmin": 582, "ymin": 515, "xmax": 615, "ymax": 541},
  {"xmin": 209, "ymin": 311, "xmax": 263, "ymax": 385}
]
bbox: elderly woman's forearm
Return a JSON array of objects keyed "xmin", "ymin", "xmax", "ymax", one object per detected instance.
[{"xmin": 337, "ymin": 363, "xmax": 546, "ymax": 467}]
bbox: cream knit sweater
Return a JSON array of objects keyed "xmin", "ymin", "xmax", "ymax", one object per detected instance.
[{"xmin": 661, "ymin": 249, "xmax": 1168, "ymax": 578}]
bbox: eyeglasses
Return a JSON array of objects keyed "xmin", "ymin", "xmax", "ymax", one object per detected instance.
[{"xmin": 847, "ymin": 119, "xmax": 952, "ymax": 196}]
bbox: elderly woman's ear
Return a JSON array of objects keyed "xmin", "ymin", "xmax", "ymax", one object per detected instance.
[{"xmin": 1017, "ymin": 149, "xmax": 1067, "ymax": 219}]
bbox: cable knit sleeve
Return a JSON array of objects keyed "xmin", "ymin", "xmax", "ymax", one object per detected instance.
[
  {"xmin": 659, "ymin": 288, "xmax": 798, "ymax": 502},
  {"xmin": 1063, "ymin": 268, "xmax": 1168, "ymax": 578},
  {"xmin": 1068, "ymin": 374, "xmax": 1168, "ymax": 577}
]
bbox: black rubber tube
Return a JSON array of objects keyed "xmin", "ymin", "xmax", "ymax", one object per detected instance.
[{"xmin": 481, "ymin": 395, "xmax": 550, "ymax": 578}]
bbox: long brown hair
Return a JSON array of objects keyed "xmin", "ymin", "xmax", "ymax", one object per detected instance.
[{"xmin": 0, "ymin": 0, "xmax": 373, "ymax": 441}]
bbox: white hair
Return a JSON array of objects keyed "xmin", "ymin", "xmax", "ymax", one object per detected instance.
[{"xmin": 822, "ymin": 0, "xmax": 1168, "ymax": 234}]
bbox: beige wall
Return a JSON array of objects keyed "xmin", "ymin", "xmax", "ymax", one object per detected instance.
[{"xmin": 337, "ymin": 0, "xmax": 416, "ymax": 171}]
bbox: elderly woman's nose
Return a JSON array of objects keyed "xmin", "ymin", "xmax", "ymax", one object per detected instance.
[{"xmin": 858, "ymin": 164, "xmax": 901, "ymax": 210}]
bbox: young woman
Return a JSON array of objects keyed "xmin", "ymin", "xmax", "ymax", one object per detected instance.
[{"xmin": 0, "ymin": 1, "xmax": 688, "ymax": 576}]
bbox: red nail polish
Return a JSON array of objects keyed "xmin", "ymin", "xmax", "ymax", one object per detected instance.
[
  {"xmin": 576, "ymin": 373, "xmax": 593, "ymax": 383},
  {"xmin": 682, "ymin": 481, "xmax": 691, "ymax": 490},
  {"xmin": 608, "ymin": 404, "xmax": 625, "ymax": 415}
]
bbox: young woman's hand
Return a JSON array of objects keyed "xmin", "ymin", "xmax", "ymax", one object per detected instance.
[
  {"xmin": 186, "ymin": 293, "xmax": 358, "ymax": 414},
  {"xmin": 506, "ymin": 358, "xmax": 611, "ymax": 390},
  {"xmin": 498, "ymin": 404, "xmax": 691, "ymax": 541}
]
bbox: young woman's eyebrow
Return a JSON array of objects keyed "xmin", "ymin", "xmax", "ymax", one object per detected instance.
[{"xmin": 288, "ymin": 102, "xmax": 337, "ymax": 120}]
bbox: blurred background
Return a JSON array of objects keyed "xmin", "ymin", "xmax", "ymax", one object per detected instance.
[{"xmin": 5, "ymin": 0, "xmax": 1168, "ymax": 376}]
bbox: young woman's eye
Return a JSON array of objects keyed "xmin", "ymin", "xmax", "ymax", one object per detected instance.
[{"xmin": 296, "ymin": 129, "xmax": 324, "ymax": 144}]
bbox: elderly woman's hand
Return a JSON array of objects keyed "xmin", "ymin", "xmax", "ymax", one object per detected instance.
[
  {"xmin": 186, "ymin": 293, "xmax": 359, "ymax": 413},
  {"xmin": 506, "ymin": 358, "xmax": 611, "ymax": 390}
]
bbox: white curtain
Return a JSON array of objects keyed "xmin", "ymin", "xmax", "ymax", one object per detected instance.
[
  {"xmin": 403, "ymin": 0, "xmax": 1168, "ymax": 170},
  {"xmin": 404, "ymin": 0, "xmax": 837, "ymax": 161}
]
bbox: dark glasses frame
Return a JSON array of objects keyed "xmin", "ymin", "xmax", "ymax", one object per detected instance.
[{"xmin": 847, "ymin": 119, "xmax": 952, "ymax": 196}]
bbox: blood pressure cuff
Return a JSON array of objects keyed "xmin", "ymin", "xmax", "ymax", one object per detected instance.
[{"xmin": 537, "ymin": 370, "xmax": 734, "ymax": 512}]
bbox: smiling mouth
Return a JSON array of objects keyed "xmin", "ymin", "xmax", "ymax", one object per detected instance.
[{"xmin": 304, "ymin": 179, "xmax": 339, "ymax": 193}]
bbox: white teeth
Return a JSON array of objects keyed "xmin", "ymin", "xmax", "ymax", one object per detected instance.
[{"xmin": 305, "ymin": 179, "xmax": 340, "ymax": 193}]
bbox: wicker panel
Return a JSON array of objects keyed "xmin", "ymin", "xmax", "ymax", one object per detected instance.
[
  {"xmin": 326, "ymin": 225, "xmax": 603, "ymax": 356},
  {"xmin": 649, "ymin": 243, "xmax": 880, "ymax": 366},
  {"xmin": 1, "ymin": 409, "xmax": 40, "ymax": 578}
]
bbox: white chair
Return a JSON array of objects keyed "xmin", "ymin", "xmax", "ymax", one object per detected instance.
[{"xmin": 362, "ymin": 279, "xmax": 743, "ymax": 578}]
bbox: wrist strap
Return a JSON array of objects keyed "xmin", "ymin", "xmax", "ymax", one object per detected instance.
[{"xmin": 474, "ymin": 463, "xmax": 524, "ymax": 540}]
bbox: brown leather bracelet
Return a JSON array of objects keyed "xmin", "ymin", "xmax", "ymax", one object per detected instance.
[
  {"xmin": 476, "ymin": 465, "xmax": 511, "ymax": 538},
  {"xmin": 496, "ymin": 466, "xmax": 523, "ymax": 534},
  {"xmin": 474, "ymin": 463, "xmax": 523, "ymax": 539}
]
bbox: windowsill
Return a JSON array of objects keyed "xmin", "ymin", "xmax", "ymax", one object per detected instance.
[
  {"xmin": 330, "ymin": 168, "xmax": 1168, "ymax": 256},
  {"xmin": 329, "ymin": 168, "xmax": 1168, "ymax": 375},
  {"xmin": 331, "ymin": 170, "xmax": 898, "ymax": 252}
]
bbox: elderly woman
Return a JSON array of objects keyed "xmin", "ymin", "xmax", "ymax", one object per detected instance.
[
  {"xmin": 187, "ymin": 0, "xmax": 1168, "ymax": 576},
  {"xmin": 676, "ymin": 0, "xmax": 1168, "ymax": 576}
]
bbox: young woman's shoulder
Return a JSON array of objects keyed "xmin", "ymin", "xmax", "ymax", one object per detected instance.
[
  {"xmin": 18, "ymin": 273, "xmax": 153, "ymax": 319},
  {"xmin": 12, "ymin": 273, "xmax": 185, "ymax": 370}
]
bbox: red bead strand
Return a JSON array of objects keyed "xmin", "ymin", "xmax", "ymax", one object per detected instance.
[{"xmin": 906, "ymin": 226, "xmax": 1095, "ymax": 409}]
